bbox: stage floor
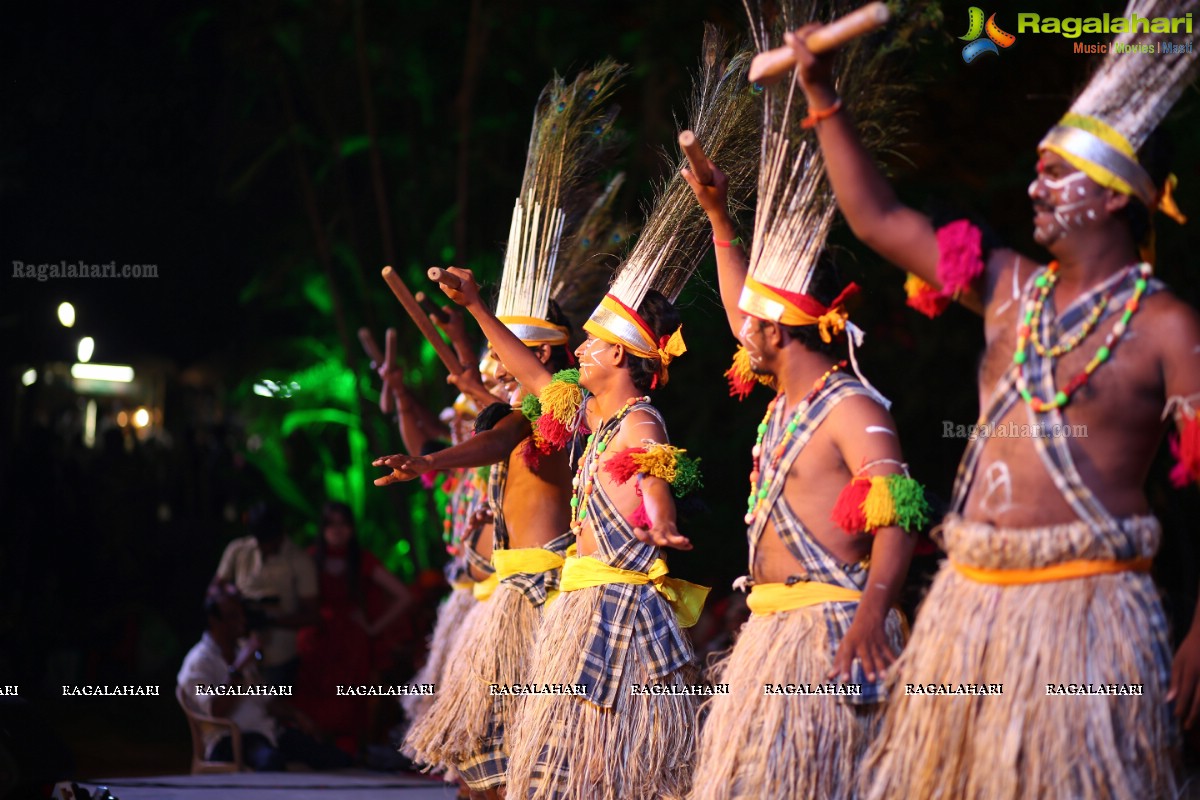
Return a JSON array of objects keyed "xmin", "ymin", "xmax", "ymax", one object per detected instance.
[{"xmin": 56, "ymin": 770, "xmax": 457, "ymax": 799}]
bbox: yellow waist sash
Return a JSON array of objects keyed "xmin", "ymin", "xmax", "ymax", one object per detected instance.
[
  {"xmin": 473, "ymin": 573, "xmax": 499, "ymax": 601},
  {"xmin": 747, "ymin": 581, "xmax": 863, "ymax": 616},
  {"xmin": 492, "ymin": 547, "xmax": 566, "ymax": 580},
  {"xmin": 952, "ymin": 557, "xmax": 1152, "ymax": 585},
  {"xmin": 558, "ymin": 556, "xmax": 709, "ymax": 627}
]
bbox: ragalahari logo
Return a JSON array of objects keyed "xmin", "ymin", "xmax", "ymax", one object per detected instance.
[{"xmin": 960, "ymin": 7, "xmax": 1017, "ymax": 62}]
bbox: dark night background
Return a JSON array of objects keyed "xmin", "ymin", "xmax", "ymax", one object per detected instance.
[{"xmin": 1, "ymin": 0, "xmax": 1198, "ymax": 792}]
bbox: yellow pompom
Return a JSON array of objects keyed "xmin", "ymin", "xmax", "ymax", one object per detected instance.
[
  {"xmin": 539, "ymin": 380, "xmax": 583, "ymax": 425},
  {"xmin": 632, "ymin": 444, "xmax": 682, "ymax": 483},
  {"xmin": 861, "ymin": 475, "xmax": 897, "ymax": 530},
  {"xmin": 904, "ymin": 273, "xmax": 935, "ymax": 299},
  {"xmin": 729, "ymin": 346, "xmax": 755, "ymax": 384}
]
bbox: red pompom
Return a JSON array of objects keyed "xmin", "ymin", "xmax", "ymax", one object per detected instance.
[
  {"xmin": 905, "ymin": 284, "xmax": 951, "ymax": 319},
  {"xmin": 1169, "ymin": 416, "xmax": 1200, "ymax": 488},
  {"xmin": 420, "ymin": 473, "xmax": 437, "ymax": 490},
  {"xmin": 535, "ymin": 414, "xmax": 574, "ymax": 450},
  {"xmin": 830, "ymin": 477, "xmax": 871, "ymax": 534},
  {"xmin": 628, "ymin": 500, "xmax": 652, "ymax": 529},
  {"xmin": 603, "ymin": 447, "xmax": 646, "ymax": 485},
  {"xmin": 519, "ymin": 438, "xmax": 542, "ymax": 471}
]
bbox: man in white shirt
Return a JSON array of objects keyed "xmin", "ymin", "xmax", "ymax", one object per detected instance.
[
  {"xmin": 212, "ymin": 503, "xmax": 318, "ymax": 687},
  {"xmin": 177, "ymin": 583, "xmax": 351, "ymax": 771}
]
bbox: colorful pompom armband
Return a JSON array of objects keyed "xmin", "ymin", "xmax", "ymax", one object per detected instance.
[
  {"xmin": 1168, "ymin": 402, "xmax": 1200, "ymax": 489},
  {"xmin": 520, "ymin": 370, "xmax": 586, "ymax": 465},
  {"xmin": 603, "ymin": 443, "xmax": 703, "ymax": 498},
  {"xmin": 904, "ymin": 219, "xmax": 986, "ymax": 320},
  {"xmin": 831, "ymin": 470, "xmax": 931, "ymax": 534}
]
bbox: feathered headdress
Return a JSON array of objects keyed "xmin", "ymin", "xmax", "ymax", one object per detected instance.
[
  {"xmin": 550, "ymin": 172, "xmax": 635, "ymax": 344},
  {"xmin": 496, "ymin": 62, "xmax": 626, "ymax": 346},
  {"xmin": 583, "ymin": 25, "xmax": 760, "ymax": 385},
  {"xmin": 729, "ymin": 0, "xmax": 900, "ymax": 400},
  {"xmin": 1039, "ymin": 0, "xmax": 1196, "ymax": 227}
]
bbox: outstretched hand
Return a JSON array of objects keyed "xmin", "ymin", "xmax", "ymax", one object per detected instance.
[
  {"xmin": 632, "ymin": 519, "xmax": 693, "ymax": 551},
  {"xmin": 372, "ymin": 453, "xmax": 434, "ymax": 486}
]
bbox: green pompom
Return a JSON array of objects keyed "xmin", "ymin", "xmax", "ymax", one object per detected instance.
[
  {"xmin": 887, "ymin": 475, "xmax": 931, "ymax": 532},
  {"xmin": 670, "ymin": 453, "xmax": 704, "ymax": 497},
  {"xmin": 521, "ymin": 393, "xmax": 543, "ymax": 422},
  {"xmin": 552, "ymin": 368, "xmax": 581, "ymax": 386}
]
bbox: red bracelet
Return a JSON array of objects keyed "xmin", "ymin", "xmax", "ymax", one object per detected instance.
[
  {"xmin": 713, "ymin": 235, "xmax": 743, "ymax": 248},
  {"xmin": 800, "ymin": 97, "xmax": 843, "ymax": 129}
]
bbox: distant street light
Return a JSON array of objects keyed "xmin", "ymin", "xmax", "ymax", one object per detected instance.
[
  {"xmin": 21, "ymin": 369, "xmax": 37, "ymax": 387},
  {"xmin": 71, "ymin": 363, "xmax": 134, "ymax": 383},
  {"xmin": 133, "ymin": 407, "xmax": 150, "ymax": 428},
  {"xmin": 58, "ymin": 302, "xmax": 76, "ymax": 328},
  {"xmin": 77, "ymin": 336, "xmax": 95, "ymax": 363}
]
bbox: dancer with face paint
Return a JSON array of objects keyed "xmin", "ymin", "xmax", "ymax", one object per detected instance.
[
  {"xmin": 785, "ymin": 0, "xmax": 1200, "ymax": 797},
  {"xmin": 681, "ymin": 3, "xmax": 925, "ymax": 796},
  {"xmin": 375, "ymin": 63, "xmax": 626, "ymax": 800},
  {"xmin": 429, "ymin": 28, "xmax": 759, "ymax": 800}
]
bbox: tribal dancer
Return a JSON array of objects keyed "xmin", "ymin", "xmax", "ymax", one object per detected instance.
[
  {"xmin": 682, "ymin": 4, "xmax": 923, "ymax": 797},
  {"xmin": 435, "ymin": 28, "xmax": 759, "ymax": 800},
  {"xmin": 376, "ymin": 62, "xmax": 626, "ymax": 800},
  {"xmin": 368, "ymin": 329, "xmax": 498, "ymax": 757},
  {"xmin": 786, "ymin": 0, "xmax": 1200, "ymax": 795}
]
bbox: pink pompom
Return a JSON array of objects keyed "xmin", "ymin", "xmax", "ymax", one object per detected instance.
[{"xmin": 935, "ymin": 219, "xmax": 985, "ymax": 298}]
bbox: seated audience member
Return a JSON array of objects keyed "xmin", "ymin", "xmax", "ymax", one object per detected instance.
[
  {"xmin": 212, "ymin": 502, "xmax": 318, "ymax": 686},
  {"xmin": 177, "ymin": 583, "xmax": 352, "ymax": 771}
]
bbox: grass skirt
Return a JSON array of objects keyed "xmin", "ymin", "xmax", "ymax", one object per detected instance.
[
  {"xmin": 402, "ymin": 587, "xmax": 477, "ymax": 724},
  {"xmin": 690, "ymin": 604, "xmax": 892, "ymax": 800},
  {"xmin": 505, "ymin": 586, "xmax": 697, "ymax": 800},
  {"xmin": 861, "ymin": 513, "xmax": 1178, "ymax": 800},
  {"xmin": 404, "ymin": 583, "xmax": 541, "ymax": 784}
]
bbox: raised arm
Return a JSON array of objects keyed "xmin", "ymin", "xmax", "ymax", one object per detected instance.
[
  {"xmin": 825, "ymin": 395, "xmax": 917, "ymax": 683},
  {"xmin": 786, "ymin": 27, "xmax": 941, "ymax": 287},
  {"xmin": 431, "ymin": 305, "xmax": 501, "ymax": 409},
  {"xmin": 683, "ymin": 162, "xmax": 749, "ymax": 337},
  {"xmin": 373, "ymin": 409, "xmax": 529, "ymax": 486},
  {"xmin": 380, "ymin": 364, "xmax": 449, "ymax": 457},
  {"xmin": 437, "ymin": 267, "xmax": 554, "ymax": 395}
]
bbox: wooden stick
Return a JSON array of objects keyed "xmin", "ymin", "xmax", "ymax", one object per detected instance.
[
  {"xmin": 678, "ymin": 130, "xmax": 713, "ymax": 185},
  {"xmin": 748, "ymin": 2, "xmax": 890, "ymax": 85},
  {"xmin": 427, "ymin": 266, "xmax": 462, "ymax": 290},
  {"xmin": 357, "ymin": 327, "xmax": 385, "ymax": 366},
  {"xmin": 357, "ymin": 327, "xmax": 393, "ymax": 413},
  {"xmin": 381, "ymin": 266, "xmax": 463, "ymax": 374},
  {"xmin": 415, "ymin": 291, "xmax": 450, "ymax": 323}
]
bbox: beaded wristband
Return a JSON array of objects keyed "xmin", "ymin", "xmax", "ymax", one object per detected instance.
[{"xmin": 713, "ymin": 235, "xmax": 743, "ymax": 248}]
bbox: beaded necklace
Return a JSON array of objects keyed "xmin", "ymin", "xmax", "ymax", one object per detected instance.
[
  {"xmin": 569, "ymin": 395, "xmax": 649, "ymax": 533},
  {"xmin": 1012, "ymin": 261, "xmax": 1151, "ymax": 412},
  {"xmin": 441, "ymin": 468, "xmax": 487, "ymax": 554},
  {"xmin": 744, "ymin": 362, "xmax": 846, "ymax": 525}
]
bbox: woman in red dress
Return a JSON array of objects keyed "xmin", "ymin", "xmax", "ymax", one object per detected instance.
[{"xmin": 295, "ymin": 502, "xmax": 412, "ymax": 756}]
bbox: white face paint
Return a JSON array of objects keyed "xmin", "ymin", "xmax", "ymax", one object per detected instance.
[
  {"xmin": 574, "ymin": 336, "xmax": 611, "ymax": 390},
  {"xmin": 1028, "ymin": 168, "xmax": 1107, "ymax": 247},
  {"xmin": 979, "ymin": 460, "xmax": 1014, "ymax": 516},
  {"xmin": 865, "ymin": 426, "xmax": 896, "ymax": 436},
  {"xmin": 738, "ymin": 315, "xmax": 767, "ymax": 372}
]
